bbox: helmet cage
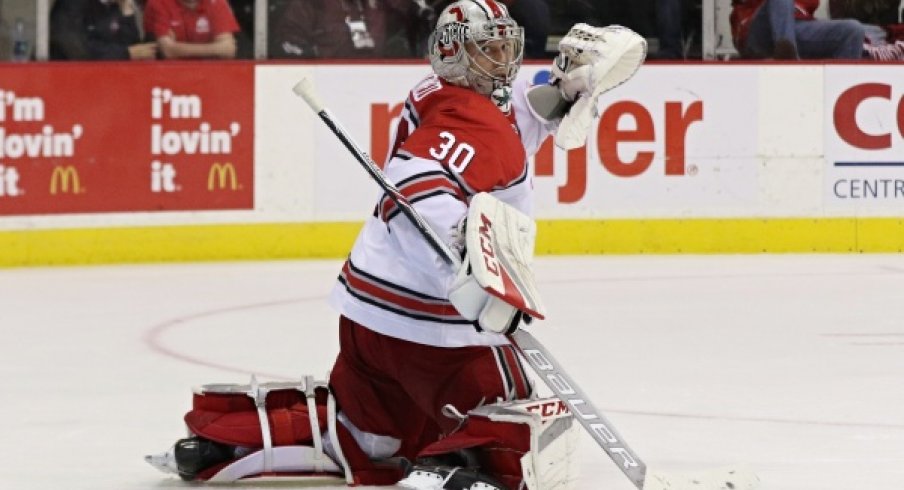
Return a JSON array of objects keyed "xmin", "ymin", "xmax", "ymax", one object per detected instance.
[{"xmin": 429, "ymin": 2, "xmax": 524, "ymax": 95}]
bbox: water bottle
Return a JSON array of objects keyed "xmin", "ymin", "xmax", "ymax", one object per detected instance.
[{"xmin": 11, "ymin": 18, "xmax": 29, "ymax": 62}]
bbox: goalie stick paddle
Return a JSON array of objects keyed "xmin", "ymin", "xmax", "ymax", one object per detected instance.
[{"xmin": 292, "ymin": 77, "xmax": 759, "ymax": 490}]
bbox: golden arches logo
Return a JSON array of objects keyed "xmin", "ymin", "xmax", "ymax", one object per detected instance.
[
  {"xmin": 207, "ymin": 162, "xmax": 238, "ymax": 191},
  {"xmin": 50, "ymin": 166, "xmax": 82, "ymax": 195}
]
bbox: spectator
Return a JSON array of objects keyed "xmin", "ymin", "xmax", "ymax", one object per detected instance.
[
  {"xmin": 730, "ymin": 0, "xmax": 866, "ymax": 59},
  {"xmin": 829, "ymin": 0, "xmax": 904, "ymax": 59},
  {"xmin": 143, "ymin": 0, "xmax": 239, "ymax": 59},
  {"xmin": 657, "ymin": 0, "xmax": 686, "ymax": 58},
  {"xmin": 596, "ymin": 0, "xmax": 656, "ymax": 38},
  {"xmin": 504, "ymin": 0, "xmax": 552, "ymax": 58},
  {"xmin": 50, "ymin": 0, "xmax": 157, "ymax": 60},
  {"xmin": 269, "ymin": 0, "xmax": 434, "ymax": 59},
  {"xmin": 227, "ymin": 0, "xmax": 255, "ymax": 58},
  {"xmin": 829, "ymin": 0, "xmax": 901, "ymax": 25}
]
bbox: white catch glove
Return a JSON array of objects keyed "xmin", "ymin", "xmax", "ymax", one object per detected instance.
[{"xmin": 551, "ymin": 24, "xmax": 647, "ymax": 150}]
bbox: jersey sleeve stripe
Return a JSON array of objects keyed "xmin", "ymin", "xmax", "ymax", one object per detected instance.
[
  {"xmin": 383, "ymin": 190, "xmax": 462, "ymax": 223},
  {"xmin": 378, "ymin": 172, "xmax": 467, "ymax": 222},
  {"xmin": 338, "ymin": 260, "xmax": 471, "ymax": 324},
  {"xmin": 448, "ymin": 168, "xmax": 477, "ymax": 196},
  {"xmin": 404, "ymin": 99, "xmax": 420, "ymax": 128},
  {"xmin": 346, "ymin": 259, "xmax": 448, "ymax": 301},
  {"xmin": 488, "ymin": 159, "xmax": 530, "ymax": 192}
]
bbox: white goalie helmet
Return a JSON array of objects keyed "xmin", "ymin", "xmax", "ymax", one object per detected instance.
[{"xmin": 428, "ymin": 0, "xmax": 524, "ymax": 96}]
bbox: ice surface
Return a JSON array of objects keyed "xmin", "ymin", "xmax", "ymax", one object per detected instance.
[{"xmin": 2, "ymin": 255, "xmax": 903, "ymax": 490}]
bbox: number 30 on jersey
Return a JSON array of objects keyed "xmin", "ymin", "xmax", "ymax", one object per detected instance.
[{"xmin": 429, "ymin": 131, "xmax": 475, "ymax": 173}]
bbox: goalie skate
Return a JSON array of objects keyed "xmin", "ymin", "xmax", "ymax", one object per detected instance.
[{"xmin": 398, "ymin": 465, "xmax": 507, "ymax": 490}]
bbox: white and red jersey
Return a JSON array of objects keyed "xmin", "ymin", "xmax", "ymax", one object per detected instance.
[{"xmin": 329, "ymin": 74, "xmax": 553, "ymax": 348}]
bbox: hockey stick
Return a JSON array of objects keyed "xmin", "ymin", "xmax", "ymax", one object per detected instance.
[{"xmin": 292, "ymin": 77, "xmax": 759, "ymax": 490}]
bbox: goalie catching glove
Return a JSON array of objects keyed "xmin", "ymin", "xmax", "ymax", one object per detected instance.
[
  {"xmin": 448, "ymin": 193, "xmax": 545, "ymax": 335},
  {"xmin": 528, "ymin": 23, "xmax": 647, "ymax": 150}
]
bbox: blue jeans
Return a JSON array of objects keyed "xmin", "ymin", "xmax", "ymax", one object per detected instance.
[
  {"xmin": 745, "ymin": 0, "xmax": 865, "ymax": 59},
  {"xmin": 657, "ymin": 0, "xmax": 684, "ymax": 59}
]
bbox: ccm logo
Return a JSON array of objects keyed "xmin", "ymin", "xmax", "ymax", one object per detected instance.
[
  {"xmin": 834, "ymin": 83, "xmax": 904, "ymax": 150},
  {"xmin": 524, "ymin": 400, "xmax": 570, "ymax": 417},
  {"xmin": 477, "ymin": 212, "xmax": 500, "ymax": 276},
  {"xmin": 523, "ymin": 348, "xmax": 639, "ymax": 470}
]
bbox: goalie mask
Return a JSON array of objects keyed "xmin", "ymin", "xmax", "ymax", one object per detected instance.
[{"xmin": 428, "ymin": 0, "xmax": 524, "ymax": 96}]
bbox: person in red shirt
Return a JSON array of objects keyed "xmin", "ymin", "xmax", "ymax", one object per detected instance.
[
  {"xmin": 730, "ymin": 0, "xmax": 865, "ymax": 58},
  {"xmin": 143, "ymin": 0, "xmax": 240, "ymax": 59}
]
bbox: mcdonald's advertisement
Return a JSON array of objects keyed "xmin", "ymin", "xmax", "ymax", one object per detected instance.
[{"xmin": 0, "ymin": 63, "xmax": 253, "ymax": 216}]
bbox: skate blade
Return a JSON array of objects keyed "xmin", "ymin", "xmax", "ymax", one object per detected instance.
[{"xmin": 145, "ymin": 447, "xmax": 179, "ymax": 475}]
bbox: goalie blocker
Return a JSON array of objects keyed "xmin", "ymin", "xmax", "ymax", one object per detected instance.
[
  {"xmin": 145, "ymin": 375, "xmax": 579, "ymax": 490},
  {"xmin": 449, "ymin": 193, "xmax": 546, "ymax": 334}
]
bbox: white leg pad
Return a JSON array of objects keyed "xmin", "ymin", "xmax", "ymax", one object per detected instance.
[
  {"xmin": 146, "ymin": 374, "xmax": 353, "ymax": 484},
  {"xmin": 470, "ymin": 398, "xmax": 580, "ymax": 490}
]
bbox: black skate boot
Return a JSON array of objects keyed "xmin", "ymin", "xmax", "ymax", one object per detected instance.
[
  {"xmin": 397, "ymin": 449, "xmax": 508, "ymax": 490},
  {"xmin": 173, "ymin": 436, "xmax": 237, "ymax": 481},
  {"xmin": 398, "ymin": 465, "xmax": 508, "ymax": 490}
]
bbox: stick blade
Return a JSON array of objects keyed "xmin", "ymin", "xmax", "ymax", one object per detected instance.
[{"xmin": 643, "ymin": 466, "xmax": 760, "ymax": 490}]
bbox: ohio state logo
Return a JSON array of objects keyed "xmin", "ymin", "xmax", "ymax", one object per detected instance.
[{"xmin": 437, "ymin": 23, "xmax": 468, "ymax": 58}]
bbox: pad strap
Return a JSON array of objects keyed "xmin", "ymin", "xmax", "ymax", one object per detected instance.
[
  {"xmin": 195, "ymin": 375, "xmax": 353, "ymax": 483},
  {"xmin": 303, "ymin": 375, "xmax": 326, "ymax": 473},
  {"xmin": 327, "ymin": 386, "xmax": 355, "ymax": 484}
]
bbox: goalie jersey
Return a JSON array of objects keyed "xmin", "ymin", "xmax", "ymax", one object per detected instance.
[{"xmin": 329, "ymin": 74, "xmax": 552, "ymax": 348}]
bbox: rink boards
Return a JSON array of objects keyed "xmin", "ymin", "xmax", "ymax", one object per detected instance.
[{"xmin": 0, "ymin": 62, "xmax": 903, "ymax": 266}]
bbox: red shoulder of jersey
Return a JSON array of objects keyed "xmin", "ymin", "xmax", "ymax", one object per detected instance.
[{"xmin": 399, "ymin": 76, "xmax": 527, "ymax": 193}]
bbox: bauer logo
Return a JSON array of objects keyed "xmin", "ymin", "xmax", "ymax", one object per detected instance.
[{"xmin": 522, "ymin": 348, "xmax": 639, "ymax": 470}]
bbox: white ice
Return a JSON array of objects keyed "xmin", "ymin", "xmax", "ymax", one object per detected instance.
[{"xmin": 2, "ymin": 255, "xmax": 903, "ymax": 490}]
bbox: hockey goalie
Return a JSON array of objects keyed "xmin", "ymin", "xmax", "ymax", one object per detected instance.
[{"xmin": 146, "ymin": 1, "xmax": 646, "ymax": 488}]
